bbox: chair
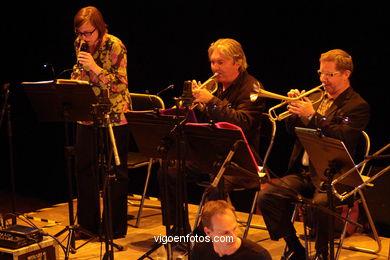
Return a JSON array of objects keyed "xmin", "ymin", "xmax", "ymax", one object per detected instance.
[
  {"xmin": 334, "ymin": 130, "xmax": 382, "ymax": 258},
  {"xmin": 239, "ymin": 113, "xmax": 276, "ymax": 238},
  {"xmin": 127, "ymin": 93, "xmax": 165, "ymax": 227},
  {"xmin": 192, "ymin": 113, "xmax": 276, "ymax": 238},
  {"xmin": 282, "ymin": 130, "xmax": 382, "ymax": 259}
]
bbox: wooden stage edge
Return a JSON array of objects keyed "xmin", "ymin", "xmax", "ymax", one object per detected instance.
[{"xmin": 1, "ymin": 196, "xmax": 389, "ymax": 260}]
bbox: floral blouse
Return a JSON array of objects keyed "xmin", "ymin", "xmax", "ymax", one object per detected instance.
[{"xmin": 71, "ymin": 34, "xmax": 132, "ymax": 126}]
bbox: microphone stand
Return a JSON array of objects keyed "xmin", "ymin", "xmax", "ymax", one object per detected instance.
[
  {"xmin": 0, "ymin": 83, "xmax": 17, "ymax": 225},
  {"xmin": 156, "ymin": 84, "xmax": 174, "ymax": 96},
  {"xmin": 91, "ymin": 99, "xmax": 124, "ymax": 260},
  {"xmin": 139, "ymin": 83, "xmax": 193, "ymax": 260}
]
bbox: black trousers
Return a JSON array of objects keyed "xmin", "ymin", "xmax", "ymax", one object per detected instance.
[
  {"xmin": 258, "ymin": 173, "xmax": 337, "ymax": 252},
  {"xmin": 75, "ymin": 124, "xmax": 129, "ymax": 237}
]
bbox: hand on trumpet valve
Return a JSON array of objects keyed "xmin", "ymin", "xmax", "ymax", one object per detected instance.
[
  {"xmin": 287, "ymin": 89, "xmax": 308, "ymax": 100},
  {"xmin": 286, "ymin": 89, "xmax": 315, "ymax": 118},
  {"xmin": 191, "ymin": 79, "xmax": 202, "ymax": 89},
  {"xmin": 192, "ymin": 79, "xmax": 214, "ymax": 104}
]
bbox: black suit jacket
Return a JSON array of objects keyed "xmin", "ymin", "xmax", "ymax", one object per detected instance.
[
  {"xmin": 285, "ymin": 87, "xmax": 370, "ymax": 187},
  {"xmin": 196, "ymin": 71, "xmax": 265, "ymax": 154},
  {"xmin": 195, "ymin": 71, "xmax": 265, "ymax": 189}
]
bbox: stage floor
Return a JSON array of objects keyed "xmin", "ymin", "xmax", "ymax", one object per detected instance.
[{"xmin": 1, "ymin": 195, "xmax": 389, "ymax": 259}]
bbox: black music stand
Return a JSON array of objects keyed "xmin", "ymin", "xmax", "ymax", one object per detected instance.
[
  {"xmin": 294, "ymin": 127, "xmax": 363, "ymax": 196},
  {"xmin": 22, "ymin": 80, "xmax": 98, "ymax": 259},
  {"xmin": 295, "ymin": 127, "xmax": 364, "ymax": 260},
  {"xmin": 126, "ymin": 110, "xmax": 189, "ymax": 260},
  {"xmin": 184, "ymin": 122, "xmax": 260, "ymax": 189},
  {"xmin": 184, "ymin": 122, "xmax": 262, "ymax": 233}
]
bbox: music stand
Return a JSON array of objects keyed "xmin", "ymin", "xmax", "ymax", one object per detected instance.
[
  {"xmin": 184, "ymin": 122, "xmax": 260, "ymax": 188},
  {"xmin": 294, "ymin": 127, "xmax": 364, "ymax": 260},
  {"xmin": 185, "ymin": 122, "xmax": 262, "ymax": 233},
  {"xmin": 294, "ymin": 127, "xmax": 363, "ymax": 195},
  {"xmin": 126, "ymin": 111, "xmax": 188, "ymax": 260},
  {"xmin": 21, "ymin": 80, "xmax": 97, "ymax": 259},
  {"xmin": 125, "ymin": 111, "xmax": 182, "ymax": 159},
  {"xmin": 22, "ymin": 80, "xmax": 95, "ymax": 122}
]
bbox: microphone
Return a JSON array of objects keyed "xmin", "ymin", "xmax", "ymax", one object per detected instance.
[
  {"xmin": 180, "ymin": 80, "xmax": 194, "ymax": 107},
  {"xmin": 156, "ymin": 84, "xmax": 174, "ymax": 96},
  {"xmin": 77, "ymin": 41, "xmax": 88, "ymax": 70}
]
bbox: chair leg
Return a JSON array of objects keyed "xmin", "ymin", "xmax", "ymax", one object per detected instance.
[
  {"xmin": 336, "ymin": 190, "xmax": 382, "ymax": 255},
  {"xmin": 335, "ymin": 207, "xmax": 352, "ymax": 259},
  {"xmin": 133, "ymin": 158, "xmax": 154, "ymax": 228},
  {"xmin": 193, "ymin": 189, "xmax": 210, "ymax": 231},
  {"xmin": 242, "ymin": 190, "xmax": 267, "ymax": 238}
]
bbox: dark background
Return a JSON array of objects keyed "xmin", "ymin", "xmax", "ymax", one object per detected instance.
[{"xmin": 1, "ymin": 1, "xmax": 389, "ymax": 233}]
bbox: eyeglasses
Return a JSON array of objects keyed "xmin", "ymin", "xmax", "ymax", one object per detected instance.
[
  {"xmin": 75, "ymin": 28, "xmax": 96, "ymax": 37},
  {"xmin": 317, "ymin": 70, "xmax": 340, "ymax": 78}
]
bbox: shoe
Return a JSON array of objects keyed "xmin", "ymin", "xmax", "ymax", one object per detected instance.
[
  {"xmin": 311, "ymin": 250, "xmax": 328, "ymax": 260},
  {"xmin": 282, "ymin": 248, "xmax": 306, "ymax": 260}
]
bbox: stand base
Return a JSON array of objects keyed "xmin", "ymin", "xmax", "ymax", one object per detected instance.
[
  {"xmin": 54, "ymin": 224, "xmax": 123, "ymax": 259},
  {"xmin": 54, "ymin": 224, "xmax": 96, "ymax": 258}
]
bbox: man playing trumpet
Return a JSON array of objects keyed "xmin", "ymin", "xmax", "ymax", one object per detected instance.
[
  {"xmin": 258, "ymin": 49, "xmax": 370, "ymax": 260},
  {"xmin": 191, "ymin": 38, "xmax": 265, "ymax": 161},
  {"xmin": 158, "ymin": 38, "xmax": 265, "ymax": 231}
]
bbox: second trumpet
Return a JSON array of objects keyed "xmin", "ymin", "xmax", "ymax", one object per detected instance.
[{"xmin": 251, "ymin": 84, "xmax": 325, "ymax": 121}]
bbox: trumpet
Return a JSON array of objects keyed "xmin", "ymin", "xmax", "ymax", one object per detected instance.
[
  {"xmin": 251, "ymin": 83, "xmax": 325, "ymax": 121},
  {"xmin": 194, "ymin": 72, "xmax": 219, "ymax": 93},
  {"xmin": 190, "ymin": 72, "xmax": 219, "ymax": 109}
]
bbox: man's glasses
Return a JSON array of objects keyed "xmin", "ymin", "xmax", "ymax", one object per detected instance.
[
  {"xmin": 75, "ymin": 28, "xmax": 96, "ymax": 37},
  {"xmin": 317, "ymin": 70, "xmax": 340, "ymax": 78}
]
